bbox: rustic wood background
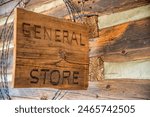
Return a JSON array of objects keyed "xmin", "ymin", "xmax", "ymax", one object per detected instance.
[{"xmin": 0, "ymin": 0, "xmax": 150, "ymax": 99}]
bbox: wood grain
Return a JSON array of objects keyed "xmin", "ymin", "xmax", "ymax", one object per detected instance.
[
  {"xmin": 13, "ymin": 8, "xmax": 89, "ymax": 89},
  {"xmin": 0, "ymin": 0, "xmax": 64, "ymax": 20},
  {"xmin": 73, "ymin": 0, "xmax": 150, "ymax": 15},
  {"xmin": 90, "ymin": 17, "xmax": 150, "ymax": 62},
  {"xmin": 1, "ymin": 0, "xmax": 150, "ymax": 17},
  {"xmin": 7, "ymin": 80, "xmax": 150, "ymax": 100}
]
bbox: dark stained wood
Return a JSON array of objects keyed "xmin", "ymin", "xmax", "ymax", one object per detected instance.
[
  {"xmin": 89, "ymin": 17, "xmax": 150, "ymax": 62},
  {"xmin": 13, "ymin": 8, "xmax": 89, "ymax": 89},
  {"xmin": 7, "ymin": 80, "xmax": 150, "ymax": 99}
]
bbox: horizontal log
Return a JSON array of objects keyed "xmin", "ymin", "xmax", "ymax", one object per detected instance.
[
  {"xmin": 0, "ymin": 0, "xmax": 64, "ymax": 18},
  {"xmin": 98, "ymin": 4, "xmax": 150, "ymax": 29},
  {"xmin": 73, "ymin": 0, "xmax": 150, "ymax": 15},
  {"xmin": 100, "ymin": 47, "xmax": 150, "ymax": 62},
  {"xmin": 1, "ymin": 0, "xmax": 150, "ymax": 27},
  {"xmin": 1, "ymin": 0, "xmax": 150, "ymax": 17},
  {"xmin": 0, "ymin": 0, "xmax": 58, "ymax": 16},
  {"xmin": 0, "ymin": 0, "xmax": 66, "ymax": 26},
  {"xmin": 2, "ymin": 80, "xmax": 150, "ymax": 99},
  {"xmin": 89, "ymin": 17, "xmax": 150, "ymax": 62}
]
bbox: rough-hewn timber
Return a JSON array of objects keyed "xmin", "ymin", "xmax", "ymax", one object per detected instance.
[
  {"xmin": 90, "ymin": 17, "xmax": 150, "ymax": 62},
  {"xmin": 1, "ymin": 0, "xmax": 150, "ymax": 17},
  {"xmin": 7, "ymin": 80, "xmax": 150, "ymax": 100}
]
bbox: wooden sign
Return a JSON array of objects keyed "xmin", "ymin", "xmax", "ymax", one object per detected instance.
[{"xmin": 13, "ymin": 8, "xmax": 89, "ymax": 89}]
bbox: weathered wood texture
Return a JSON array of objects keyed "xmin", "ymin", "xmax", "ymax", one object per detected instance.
[
  {"xmin": 13, "ymin": 8, "xmax": 89, "ymax": 89},
  {"xmin": 73, "ymin": 0, "xmax": 150, "ymax": 15},
  {"xmin": 0, "ymin": 0, "xmax": 64, "ymax": 18},
  {"xmin": 0, "ymin": 0, "xmax": 54, "ymax": 15},
  {"xmin": 90, "ymin": 17, "xmax": 150, "ymax": 62},
  {"xmin": 7, "ymin": 80, "xmax": 150, "ymax": 100},
  {"xmin": 1, "ymin": 0, "xmax": 150, "ymax": 17},
  {"xmin": 98, "ymin": 4, "xmax": 150, "ymax": 29}
]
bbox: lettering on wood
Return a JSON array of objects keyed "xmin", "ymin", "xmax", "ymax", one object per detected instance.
[{"xmin": 13, "ymin": 8, "xmax": 89, "ymax": 89}]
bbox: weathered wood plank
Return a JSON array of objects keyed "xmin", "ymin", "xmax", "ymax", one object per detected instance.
[
  {"xmin": 0, "ymin": 0, "xmax": 64, "ymax": 18},
  {"xmin": 90, "ymin": 17, "xmax": 150, "ymax": 62},
  {"xmin": 0, "ymin": 0, "xmax": 65, "ymax": 27},
  {"xmin": 1, "ymin": 0, "xmax": 150, "ymax": 17},
  {"xmin": 1, "ymin": 0, "xmax": 150, "ymax": 27},
  {"xmin": 0, "ymin": 48, "xmax": 13, "ymax": 74},
  {"xmin": 6, "ymin": 80, "xmax": 150, "ymax": 100},
  {"xmin": 98, "ymin": 4, "xmax": 150, "ymax": 29},
  {"xmin": 0, "ymin": 0, "xmax": 55, "ymax": 16},
  {"xmin": 13, "ymin": 8, "xmax": 89, "ymax": 89},
  {"xmin": 73, "ymin": 0, "xmax": 150, "ymax": 15}
]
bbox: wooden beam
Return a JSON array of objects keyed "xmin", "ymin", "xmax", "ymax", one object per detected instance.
[
  {"xmin": 6, "ymin": 80, "xmax": 150, "ymax": 99},
  {"xmin": 98, "ymin": 4, "xmax": 150, "ymax": 29},
  {"xmin": 1, "ymin": 0, "xmax": 150, "ymax": 17},
  {"xmin": 89, "ymin": 17, "xmax": 150, "ymax": 62},
  {"xmin": 1, "ymin": 1, "xmax": 150, "ymax": 27},
  {"xmin": 73, "ymin": 0, "xmax": 150, "ymax": 15},
  {"xmin": 0, "ymin": 0, "xmax": 65, "ymax": 26}
]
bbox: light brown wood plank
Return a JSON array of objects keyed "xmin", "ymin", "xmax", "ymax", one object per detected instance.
[{"xmin": 13, "ymin": 8, "xmax": 89, "ymax": 89}]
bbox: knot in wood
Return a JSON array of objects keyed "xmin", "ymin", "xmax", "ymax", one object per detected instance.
[{"xmin": 59, "ymin": 50, "xmax": 66, "ymax": 59}]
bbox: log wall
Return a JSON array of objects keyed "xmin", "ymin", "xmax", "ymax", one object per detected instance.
[{"xmin": 0, "ymin": 0, "xmax": 150, "ymax": 100}]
